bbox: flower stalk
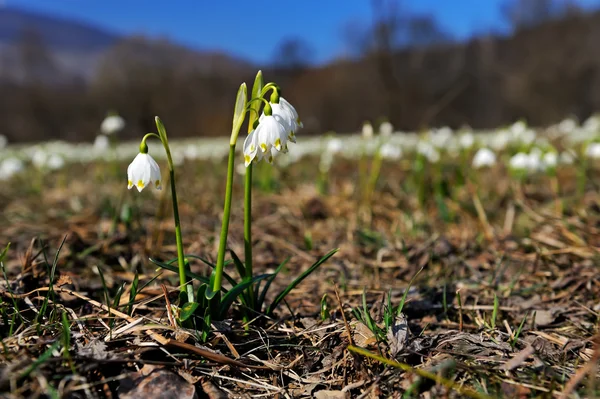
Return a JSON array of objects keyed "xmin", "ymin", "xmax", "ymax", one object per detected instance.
[
  {"xmin": 154, "ymin": 118, "xmax": 188, "ymax": 294},
  {"xmin": 211, "ymin": 82, "xmax": 248, "ymax": 297},
  {"xmin": 244, "ymin": 71, "xmax": 264, "ymax": 309}
]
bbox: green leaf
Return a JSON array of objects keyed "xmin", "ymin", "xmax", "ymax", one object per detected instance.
[
  {"xmin": 180, "ymin": 302, "xmax": 200, "ymax": 322},
  {"xmin": 0, "ymin": 243, "xmax": 10, "ymax": 263},
  {"xmin": 219, "ymin": 274, "xmax": 271, "ymax": 318},
  {"xmin": 266, "ymin": 248, "xmax": 338, "ymax": 316},
  {"xmin": 256, "ymin": 257, "xmax": 290, "ymax": 311},
  {"xmin": 228, "ymin": 249, "xmax": 247, "ymax": 281},
  {"xmin": 150, "ymin": 257, "xmax": 210, "ymax": 285}
]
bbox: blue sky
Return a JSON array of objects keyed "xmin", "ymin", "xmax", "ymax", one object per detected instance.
[{"xmin": 6, "ymin": 0, "xmax": 600, "ymax": 64}]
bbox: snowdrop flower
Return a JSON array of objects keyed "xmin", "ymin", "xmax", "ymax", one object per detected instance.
[
  {"xmin": 0, "ymin": 135, "xmax": 7, "ymax": 149},
  {"xmin": 362, "ymin": 122, "xmax": 374, "ymax": 139},
  {"xmin": 472, "ymin": 148, "xmax": 497, "ymax": 168},
  {"xmin": 417, "ymin": 141, "xmax": 440, "ymax": 163},
  {"xmin": 93, "ymin": 135, "xmax": 110, "ymax": 152},
  {"xmin": 583, "ymin": 115, "xmax": 600, "ymax": 134},
  {"xmin": 509, "ymin": 152, "xmax": 530, "ymax": 171},
  {"xmin": 243, "ymin": 114, "xmax": 288, "ymax": 167},
  {"xmin": 491, "ymin": 130, "xmax": 511, "ymax": 151},
  {"xmin": 326, "ymin": 138, "xmax": 343, "ymax": 154},
  {"xmin": 429, "ymin": 127, "xmax": 453, "ymax": 149},
  {"xmin": 459, "ymin": 132, "xmax": 475, "ymax": 149},
  {"xmin": 379, "ymin": 143, "xmax": 402, "ymax": 160},
  {"xmin": 127, "ymin": 152, "xmax": 162, "ymax": 192},
  {"xmin": 101, "ymin": 113, "xmax": 125, "ymax": 135},
  {"xmin": 46, "ymin": 154, "xmax": 65, "ymax": 170},
  {"xmin": 585, "ymin": 142, "xmax": 600, "ymax": 159},
  {"xmin": 542, "ymin": 152, "xmax": 558, "ymax": 170},
  {"xmin": 31, "ymin": 149, "xmax": 48, "ymax": 169},
  {"xmin": 276, "ymin": 97, "xmax": 303, "ymax": 142},
  {"xmin": 379, "ymin": 121, "xmax": 393, "ymax": 137},
  {"xmin": 558, "ymin": 118, "xmax": 577, "ymax": 134},
  {"xmin": 0, "ymin": 157, "xmax": 23, "ymax": 180}
]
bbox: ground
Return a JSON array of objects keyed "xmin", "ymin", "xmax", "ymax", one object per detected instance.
[{"xmin": 0, "ymin": 154, "xmax": 598, "ymax": 398}]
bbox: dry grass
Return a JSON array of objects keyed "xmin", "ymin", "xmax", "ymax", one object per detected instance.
[{"xmin": 0, "ymin": 155, "xmax": 599, "ymax": 398}]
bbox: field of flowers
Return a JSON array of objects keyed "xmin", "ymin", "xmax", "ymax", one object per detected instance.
[{"xmin": 1, "ymin": 76, "xmax": 600, "ymax": 397}]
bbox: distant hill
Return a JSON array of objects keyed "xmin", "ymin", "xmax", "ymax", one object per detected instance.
[
  {"xmin": 0, "ymin": 7, "xmax": 118, "ymax": 52},
  {"xmin": 0, "ymin": 6, "xmax": 253, "ymax": 82}
]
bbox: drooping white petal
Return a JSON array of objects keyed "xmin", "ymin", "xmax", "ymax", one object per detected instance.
[
  {"xmin": 127, "ymin": 153, "xmax": 162, "ymax": 192},
  {"xmin": 243, "ymin": 130, "xmax": 259, "ymax": 167}
]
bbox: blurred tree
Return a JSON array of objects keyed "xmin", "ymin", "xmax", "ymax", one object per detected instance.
[
  {"xmin": 272, "ymin": 37, "xmax": 314, "ymax": 72},
  {"xmin": 502, "ymin": 0, "xmax": 581, "ymax": 30}
]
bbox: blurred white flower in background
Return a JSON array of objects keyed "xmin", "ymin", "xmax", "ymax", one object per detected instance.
[
  {"xmin": 429, "ymin": 127, "xmax": 453, "ymax": 149},
  {"xmin": 379, "ymin": 143, "xmax": 402, "ymax": 160},
  {"xmin": 509, "ymin": 152, "xmax": 531, "ymax": 171},
  {"xmin": 542, "ymin": 151, "xmax": 558, "ymax": 170},
  {"xmin": 585, "ymin": 142, "xmax": 600, "ymax": 159},
  {"xmin": 379, "ymin": 121, "xmax": 393, "ymax": 137},
  {"xmin": 32, "ymin": 149, "xmax": 48, "ymax": 169},
  {"xmin": 46, "ymin": 154, "xmax": 65, "ymax": 170},
  {"xmin": 583, "ymin": 114, "xmax": 600, "ymax": 134},
  {"xmin": 362, "ymin": 121, "xmax": 374, "ymax": 139},
  {"xmin": 417, "ymin": 141, "xmax": 440, "ymax": 163},
  {"xmin": 101, "ymin": 113, "xmax": 125, "ymax": 135},
  {"xmin": 93, "ymin": 134, "xmax": 110, "ymax": 152},
  {"xmin": 0, "ymin": 135, "xmax": 7, "ymax": 150},
  {"xmin": 127, "ymin": 153, "xmax": 162, "ymax": 192},
  {"xmin": 459, "ymin": 132, "xmax": 475, "ymax": 149},
  {"xmin": 326, "ymin": 137, "xmax": 343, "ymax": 155},
  {"xmin": 0, "ymin": 157, "xmax": 24, "ymax": 180},
  {"xmin": 472, "ymin": 148, "xmax": 496, "ymax": 168},
  {"xmin": 558, "ymin": 118, "xmax": 577, "ymax": 134}
]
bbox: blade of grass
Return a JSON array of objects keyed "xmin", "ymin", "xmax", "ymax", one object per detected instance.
[
  {"xmin": 266, "ymin": 249, "xmax": 338, "ymax": 316},
  {"xmin": 348, "ymin": 345, "xmax": 492, "ymax": 399}
]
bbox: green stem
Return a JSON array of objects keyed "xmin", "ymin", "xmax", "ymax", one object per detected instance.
[
  {"xmin": 152, "ymin": 119, "xmax": 187, "ymax": 294},
  {"xmin": 213, "ymin": 144, "xmax": 236, "ymax": 293},
  {"xmin": 244, "ymin": 163, "xmax": 254, "ymax": 307},
  {"xmin": 365, "ymin": 153, "xmax": 383, "ymax": 204},
  {"xmin": 169, "ymin": 169, "xmax": 187, "ymax": 292}
]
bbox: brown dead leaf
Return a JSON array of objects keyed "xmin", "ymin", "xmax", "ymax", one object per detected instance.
[{"xmin": 314, "ymin": 390, "xmax": 348, "ymax": 399}]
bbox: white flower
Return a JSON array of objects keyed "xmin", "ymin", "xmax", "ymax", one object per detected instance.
[
  {"xmin": 472, "ymin": 148, "xmax": 496, "ymax": 168},
  {"xmin": 542, "ymin": 152, "xmax": 558, "ymax": 169},
  {"xmin": 0, "ymin": 135, "xmax": 7, "ymax": 149},
  {"xmin": 277, "ymin": 97, "xmax": 302, "ymax": 141},
  {"xmin": 46, "ymin": 154, "xmax": 65, "ymax": 170},
  {"xmin": 0, "ymin": 157, "xmax": 23, "ymax": 180},
  {"xmin": 127, "ymin": 152, "xmax": 162, "ymax": 192},
  {"xmin": 243, "ymin": 114, "xmax": 288, "ymax": 167},
  {"xmin": 326, "ymin": 138, "xmax": 343, "ymax": 154},
  {"xmin": 558, "ymin": 118, "xmax": 577, "ymax": 134},
  {"xmin": 379, "ymin": 143, "xmax": 402, "ymax": 160},
  {"xmin": 509, "ymin": 152, "xmax": 530, "ymax": 171},
  {"xmin": 417, "ymin": 141, "xmax": 440, "ymax": 163},
  {"xmin": 101, "ymin": 114, "xmax": 125, "ymax": 135},
  {"xmin": 459, "ymin": 132, "xmax": 475, "ymax": 149},
  {"xmin": 429, "ymin": 127, "xmax": 453, "ymax": 149},
  {"xmin": 93, "ymin": 135, "xmax": 110, "ymax": 151},
  {"xmin": 586, "ymin": 142, "xmax": 600, "ymax": 159},
  {"xmin": 379, "ymin": 121, "xmax": 393, "ymax": 137},
  {"xmin": 362, "ymin": 122, "xmax": 373, "ymax": 139},
  {"xmin": 32, "ymin": 149, "xmax": 48, "ymax": 169}
]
